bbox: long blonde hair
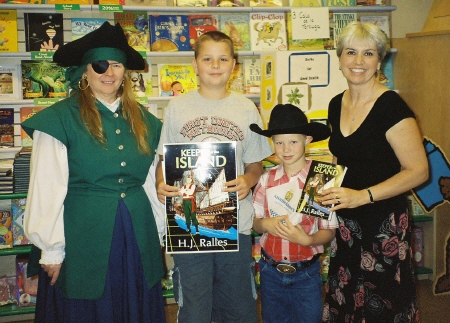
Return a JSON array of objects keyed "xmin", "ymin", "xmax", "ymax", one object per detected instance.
[{"xmin": 77, "ymin": 72, "xmax": 151, "ymax": 154}]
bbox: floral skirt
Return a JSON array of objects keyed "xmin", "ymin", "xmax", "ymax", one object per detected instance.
[{"xmin": 323, "ymin": 209, "xmax": 419, "ymax": 323}]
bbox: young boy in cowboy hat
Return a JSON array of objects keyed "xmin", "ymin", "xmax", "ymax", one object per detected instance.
[{"xmin": 251, "ymin": 104, "xmax": 338, "ymax": 323}]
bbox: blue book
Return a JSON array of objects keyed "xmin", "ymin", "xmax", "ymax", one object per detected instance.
[
  {"xmin": 378, "ymin": 52, "xmax": 394, "ymax": 90},
  {"xmin": 71, "ymin": 17, "xmax": 108, "ymax": 41},
  {"xmin": 149, "ymin": 15, "xmax": 190, "ymax": 52}
]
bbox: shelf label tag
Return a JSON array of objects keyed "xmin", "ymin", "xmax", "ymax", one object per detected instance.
[
  {"xmin": 99, "ymin": 5, "xmax": 123, "ymax": 12},
  {"xmin": 55, "ymin": 4, "xmax": 81, "ymax": 11},
  {"xmin": 31, "ymin": 52, "xmax": 55, "ymax": 61},
  {"xmin": 291, "ymin": 7, "xmax": 329, "ymax": 40},
  {"xmin": 34, "ymin": 99, "xmax": 60, "ymax": 106}
]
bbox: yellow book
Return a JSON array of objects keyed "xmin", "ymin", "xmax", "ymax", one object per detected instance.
[
  {"xmin": 0, "ymin": 10, "xmax": 18, "ymax": 53},
  {"xmin": 48, "ymin": 0, "xmax": 91, "ymax": 4}
]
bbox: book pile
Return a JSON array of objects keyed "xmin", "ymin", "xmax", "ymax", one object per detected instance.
[
  {"xmin": 0, "ymin": 163, "xmax": 13, "ymax": 194},
  {"xmin": 13, "ymin": 148, "xmax": 32, "ymax": 194}
]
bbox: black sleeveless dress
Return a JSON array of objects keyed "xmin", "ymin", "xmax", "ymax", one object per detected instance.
[{"xmin": 323, "ymin": 91, "xmax": 420, "ymax": 323}]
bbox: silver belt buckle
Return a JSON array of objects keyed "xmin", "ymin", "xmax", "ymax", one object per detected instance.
[{"xmin": 276, "ymin": 263, "xmax": 296, "ymax": 274}]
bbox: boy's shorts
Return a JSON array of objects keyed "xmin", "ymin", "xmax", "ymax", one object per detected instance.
[{"xmin": 172, "ymin": 233, "xmax": 258, "ymax": 323}]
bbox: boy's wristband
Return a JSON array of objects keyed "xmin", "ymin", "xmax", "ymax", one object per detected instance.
[{"xmin": 366, "ymin": 188, "xmax": 375, "ymax": 204}]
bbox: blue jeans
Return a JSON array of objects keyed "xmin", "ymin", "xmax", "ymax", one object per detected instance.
[
  {"xmin": 259, "ymin": 257, "xmax": 322, "ymax": 323},
  {"xmin": 172, "ymin": 234, "xmax": 258, "ymax": 323}
]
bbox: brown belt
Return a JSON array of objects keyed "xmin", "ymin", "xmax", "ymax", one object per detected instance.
[{"xmin": 260, "ymin": 248, "xmax": 321, "ymax": 274}]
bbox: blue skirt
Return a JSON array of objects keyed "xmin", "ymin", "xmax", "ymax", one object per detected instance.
[{"xmin": 34, "ymin": 200, "xmax": 166, "ymax": 323}]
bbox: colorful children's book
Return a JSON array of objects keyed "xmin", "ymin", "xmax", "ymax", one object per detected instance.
[
  {"xmin": 11, "ymin": 198, "xmax": 29, "ymax": 246},
  {"xmin": 188, "ymin": 14, "xmax": 218, "ymax": 49},
  {"xmin": 0, "ymin": 108, "xmax": 14, "ymax": 147},
  {"xmin": 174, "ymin": 0, "xmax": 207, "ymax": 6},
  {"xmin": 0, "ymin": 10, "xmax": 18, "ymax": 52},
  {"xmin": 16, "ymin": 256, "xmax": 38, "ymax": 307},
  {"xmin": 149, "ymin": 15, "xmax": 190, "ymax": 52},
  {"xmin": 125, "ymin": 0, "xmax": 167, "ymax": 6},
  {"xmin": 47, "ymin": 0, "xmax": 90, "ymax": 3},
  {"xmin": 250, "ymin": 12, "xmax": 287, "ymax": 51},
  {"xmin": 71, "ymin": 17, "xmax": 108, "ymax": 41},
  {"xmin": 296, "ymin": 160, "xmax": 347, "ymax": 220},
  {"xmin": 322, "ymin": 0, "xmax": 355, "ymax": 5},
  {"xmin": 0, "ymin": 64, "xmax": 20, "ymax": 101},
  {"xmin": 128, "ymin": 58, "xmax": 153, "ymax": 98},
  {"xmin": 24, "ymin": 13, "xmax": 64, "ymax": 52},
  {"xmin": 360, "ymin": 15, "xmax": 391, "ymax": 49},
  {"xmin": 289, "ymin": 0, "xmax": 321, "ymax": 5},
  {"xmin": 243, "ymin": 58, "xmax": 261, "ymax": 94},
  {"xmin": 157, "ymin": 63, "xmax": 197, "ymax": 96},
  {"xmin": 21, "ymin": 60, "xmax": 69, "ymax": 99},
  {"xmin": 218, "ymin": 14, "xmax": 251, "ymax": 51},
  {"xmin": 227, "ymin": 63, "xmax": 244, "ymax": 94},
  {"xmin": 249, "ymin": 0, "xmax": 282, "ymax": 6},
  {"xmin": 20, "ymin": 106, "xmax": 47, "ymax": 147},
  {"xmin": 0, "ymin": 199, "xmax": 12, "ymax": 249},
  {"xmin": 114, "ymin": 11, "xmax": 150, "ymax": 52},
  {"xmin": 164, "ymin": 141, "xmax": 238, "ymax": 254},
  {"xmin": 1, "ymin": 0, "xmax": 44, "ymax": 3},
  {"xmin": 287, "ymin": 12, "xmax": 324, "ymax": 51},
  {"xmin": 378, "ymin": 51, "xmax": 394, "ymax": 90},
  {"xmin": 333, "ymin": 12, "xmax": 357, "ymax": 48},
  {"xmin": 209, "ymin": 0, "xmax": 244, "ymax": 7}
]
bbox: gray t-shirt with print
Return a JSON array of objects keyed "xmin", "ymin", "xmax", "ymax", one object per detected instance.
[{"xmin": 157, "ymin": 90, "xmax": 273, "ymax": 234}]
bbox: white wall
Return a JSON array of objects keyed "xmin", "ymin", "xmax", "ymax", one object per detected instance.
[{"xmin": 391, "ymin": 0, "xmax": 434, "ymax": 38}]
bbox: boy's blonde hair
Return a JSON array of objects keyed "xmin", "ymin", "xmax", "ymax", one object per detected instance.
[{"xmin": 194, "ymin": 31, "xmax": 235, "ymax": 59}]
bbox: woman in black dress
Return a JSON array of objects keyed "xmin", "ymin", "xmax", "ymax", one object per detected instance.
[{"xmin": 321, "ymin": 22, "xmax": 429, "ymax": 322}]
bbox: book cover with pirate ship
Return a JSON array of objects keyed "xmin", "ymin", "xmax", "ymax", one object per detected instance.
[
  {"xmin": 164, "ymin": 141, "xmax": 238, "ymax": 254},
  {"xmin": 296, "ymin": 160, "xmax": 347, "ymax": 220},
  {"xmin": 249, "ymin": 12, "xmax": 287, "ymax": 52}
]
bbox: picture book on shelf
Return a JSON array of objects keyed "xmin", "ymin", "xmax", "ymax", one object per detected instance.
[
  {"xmin": 125, "ymin": 0, "xmax": 167, "ymax": 6},
  {"xmin": 377, "ymin": 51, "xmax": 394, "ymax": 90},
  {"xmin": 289, "ymin": 0, "xmax": 321, "ymax": 5},
  {"xmin": 20, "ymin": 106, "xmax": 47, "ymax": 147},
  {"xmin": 243, "ymin": 58, "xmax": 261, "ymax": 94},
  {"xmin": 21, "ymin": 60, "xmax": 69, "ymax": 99},
  {"xmin": 24, "ymin": 12, "xmax": 64, "ymax": 52},
  {"xmin": 47, "ymin": 0, "xmax": 90, "ymax": 3},
  {"xmin": 250, "ymin": 12, "xmax": 287, "ymax": 52},
  {"xmin": 71, "ymin": 17, "xmax": 108, "ymax": 41},
  {"xmin": 296, "ymin": 160, "xmax": 347, "ymax": 220},
  {"xmin": 114, "ymin": 11, "xmax": 150, "ymax": 52},
  {"xmin": 157, "ymin": 64, "xmax": 197, "ymax": 97},
  {"xmin": 188, "ymin": 14, "xmax": 219, "ymax": 49},
  {"xmin": 128, "ymin": 58, "xmax": 153, "ymax": 98},
  {"xmin": 149, "ymin": 15, "xmax": 190, "ymax": 52},
  {"xmin": 360, "ymin": 15, "xmax": 391, "ymax": 49},
  {"xmin": 0, "ymin": 199, "xmax": 12, "ymax": 249},
  {"xmin": 250, "ymin": 0, "xmax": 282, "ymax": 6},
  {"xmin": 0, "ymin": 9, "xmax": 18, "ymax": 52},
  {"xmin": 164, "ymin": 141, "xmax": 238, "ymax": 254},
  {"xmin": 0, "ymin": 108, "xmax": 14, "ymax": 147},
  {"xmin": 333, "ymin": 12, "xmax": 357, "ymax": 48},
  {"xmin": 0, "ymin": 64, "xmax": 20, "ymax": 101},
  {"xmin": 16, "ymin": 256, "xmax": 38, "ymax": 307},
  {"xmin": 174, "ymin": 0, "xmax": 207, "ymax": 6},
  {"xmin": 226, "ymin": 63, "xmax": 244, "ymax": 94},
  {"xmin": 210, "ymin": 0, "xmax": 244, "ymax": 7},
  {"xmin": 323, "ymin": 0, "xmax": 355, "ymax": 5},
  {"xmin": 12, "ymin": 198, "xmax": 29, "ymax": 246},
  {"xmin": 218, "ymin": 14, "xmax": 251, "ymax": 51}
]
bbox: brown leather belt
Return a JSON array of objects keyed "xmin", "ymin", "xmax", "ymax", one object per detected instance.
[{"xmin": 260, "ymin": 248, "xmax": 321, "ymax": 274}]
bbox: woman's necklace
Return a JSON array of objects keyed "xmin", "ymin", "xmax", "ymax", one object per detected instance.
[{"xmin": 349, "ymin": 92, "xmax": 371, "ymax": 122}]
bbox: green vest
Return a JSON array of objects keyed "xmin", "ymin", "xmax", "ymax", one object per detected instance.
[{"xmin": 22, "ymin": 93, "xmax": 164, "ymax": 299}]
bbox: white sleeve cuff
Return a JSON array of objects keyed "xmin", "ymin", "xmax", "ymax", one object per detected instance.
[{"xmin": 39, "ymin": 248, "xmax": 65, "ymax": 265}]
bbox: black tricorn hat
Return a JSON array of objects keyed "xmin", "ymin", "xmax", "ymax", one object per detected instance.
[
  {"xmin": 250, "ymin": 104, "xmax": 331, "ymax": 142},
  {"xmin": 53, "ymin": 22, "xmax": 145, "ymax": 70}
]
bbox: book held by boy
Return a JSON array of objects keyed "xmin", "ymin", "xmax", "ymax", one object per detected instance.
[
  {"xmin": 164, "ymin": 141, "xmax": 238, "ymax": 254},
  {"xmin": 296, "ymin": 160, "xmax": 347, "ymax": 220}
]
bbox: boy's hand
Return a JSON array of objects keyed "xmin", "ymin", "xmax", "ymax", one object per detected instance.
[
  {"xmin": 275, "ymin": 218, "xmax": 312, "ymax": 246},
  {"xmin": 156, "ymin": 182, "xmax": 180, "ymax": 204},
  {"xmin": 255, "ymin": 215, "xmax": 288, "ymax": 237},
  {"xmin": 223, "ymin": 174, "xmax": 252, "ymax": 200}
]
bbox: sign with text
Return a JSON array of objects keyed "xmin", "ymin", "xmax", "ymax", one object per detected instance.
[
  {"xmin": 288, "ymin": 52, "xmax": 330, "ymax": 87},
  {"xmin": 290, "ymin": 7, "xmax": 329, "ymax": 40}
]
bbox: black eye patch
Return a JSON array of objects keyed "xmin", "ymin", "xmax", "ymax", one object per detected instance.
[{"xmin": 91, "ymin": 60, "xmax": 110, "ymax": 74}]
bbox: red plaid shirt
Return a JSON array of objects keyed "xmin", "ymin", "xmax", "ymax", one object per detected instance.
[{"xmin": 253, "ymin": 159, "xmax": 338, "ymax": 263}]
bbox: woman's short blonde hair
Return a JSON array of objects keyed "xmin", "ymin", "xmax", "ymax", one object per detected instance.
[{"xmin": 336, "ymin": 21, "xmax": 387, "ymax": 61}]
